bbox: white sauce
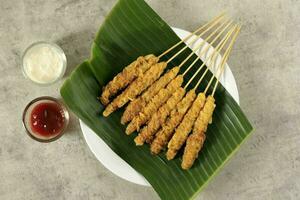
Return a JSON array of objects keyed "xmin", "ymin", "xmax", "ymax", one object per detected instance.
[{"xmin": 23, "ymin": 43, "xmax": 65, "ymax": 84}]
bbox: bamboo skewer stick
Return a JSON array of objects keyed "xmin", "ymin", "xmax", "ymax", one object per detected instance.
[
  {"xmin": 125, "ymin": 22, "xmax": 235, "ymax": 135},
  {"xmin": 133, "ymin": 45, "xmax": 216, "ymax": 144},
  {"xmin": 133, "ymin": 25, "xmax": 235, "ymax": 145},
  {"xmin": 100, "ymin": 13, "xmax": 227, "ymax": 107},
  {"xmin": 166, "ymin": 17, "xmax": 229, "ymax": 64},
  {"xmin": 166, "ymin": 26, "xmax": 239, "ymax": 160},
  {"xmin": 158, "ymin": 12, "xmax": 226, "ymax": 59},
  {"xmin": 150, "ymin": 26, "xmax": 237, "ymax": 154},
  {"xmin": 184, "ymin": 25, "xmax": 236, "ymax": 89},
  {"xmin": 121, "ymin": 18, "xmax": 231, "ymax": 123},
  {"xmin": 104, "ymin": 16, "xmax": 231, "ymax": 117},
  {"xmin": 181, "ymin": 26, "xmax": 241, "ymax": 169},
  {"xmin": 134, "ymin": 62, "xmax": 206, "ymax": 145},
  {"xmin": 125, "ymin": 59, "xmax": 197, "ymax": 135},
  {"xmin": 99, "ymin": 10, "xmax": 242, "ymax": 170},
  {"xmin": 177, "ymin": 19, "xmax": 233, "ymax": 70},
  {"xmin": 212, "ymin": 26, "xmax": 241, "ymax": 96}
]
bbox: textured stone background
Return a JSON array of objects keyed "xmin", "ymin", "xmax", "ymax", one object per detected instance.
[{"xmin": 0, "ymin": 0, "xmax": 299, "ymax": 199}]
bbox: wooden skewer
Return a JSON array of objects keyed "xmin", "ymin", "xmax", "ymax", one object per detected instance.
[
  {"xmin": 126, "ymin": 35, "xmax": 222, "ymax": 134},
  {"xmin": 177, "ymin": 19, "xmax": 233, "ymax": 69},
  {"xmin": 201, "ymin": 26, "xmax": 240, "ymax": 96},
  {"xmin": 181, "ymin": 29, "xmax": 230, "ymax": 89},
  {"xmin": 163, "ymin": 18, "xmax": 232, "ymax": 80},
  {"xmin": 132, "ymin": 22, "xmax": 235, "ymax": 143},
  {"xmin": 182, "ymin": 21, "xmax": 234, "ymax": 77},
  {"xmin": 147, "ymin": 23, "xmax": 237, "ymax": 153},
  {"xmin": 104, "ymin": 22, "xmax": 234, "ymax": 118},
  {"xmin": 184, "ymin": 25, "xmax": 237, "ymax": 90},
  {"xmin": 165, "ymin": 25, "xmax": 239, "ymax": 160},
  {"xmin": 211, "ymin": 26, "xmax": 241, "ymax": 96},
  {"xmin": 158, "ymin": 12, "xmax": 226, "ymax": 59},
  {"xmin": 194, "ymin": 25, "xmax": 237, "ymax": 90},
  {"xmin": 180, "ymin": 26, "xmax": 241, "ymax": 169},
  {"xmin": 165, "ymin": 16, "xmax": 228, "ymax": 63},
  {"xmin": 120, "ymin": 19, "xmax": 234, "ymax": 124},
  {"xmin": 161, "ymin": 18, "xmax": 231, "ymax": 72},
  {"xmin": 204, "ymin": 26, "xmax": 239, "ymax": 94},
  {"xmin": 127, "ymin": 22, "xmax": 236, "ymax": 135}
]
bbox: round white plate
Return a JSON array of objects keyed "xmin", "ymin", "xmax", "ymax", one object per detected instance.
[{"xmin": 80, "ymin": 27, "xmax": 240, "ymax": 186}]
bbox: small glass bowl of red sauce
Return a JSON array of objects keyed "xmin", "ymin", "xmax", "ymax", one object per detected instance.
[{"xmin": 22, "ymin": 96, "xmax": 69, "ymax": 142}]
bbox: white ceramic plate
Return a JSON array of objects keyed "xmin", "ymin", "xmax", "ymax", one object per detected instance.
[{"xmin": 80, "ymin": 27, "xmax": 240, "ymax": 186}]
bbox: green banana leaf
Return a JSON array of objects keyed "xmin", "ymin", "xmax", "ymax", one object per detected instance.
[{"xmin": 60, "ymin": 0, "xmax": 254, "ymax": 199}]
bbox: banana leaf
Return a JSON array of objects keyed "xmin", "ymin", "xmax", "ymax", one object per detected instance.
[{"xmin": 60, "ymin": 0, "xmax": 254, "ymax": 199}]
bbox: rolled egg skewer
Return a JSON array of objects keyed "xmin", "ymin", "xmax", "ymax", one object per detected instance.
[
  {"xmin": 182, "ymin": 26, "xmax": 241, "ymax": 169},
  {"xmin": 126, "ymin": 75, "xmax": 184, "ymax": 134},
  {"xmin": 121, "ymin": 15, "xmax": 229, "ymax": 124},
  {"xmin": 103, "ymin": 61, "xmax": 167, "ymax": 117},
  {"xmin": 100, "ymin": 55, "xmax": 158, "ymax": 105},
  {"xmin": 121, "ymin": 66, "xmax": 180, "ymax": 124},
  {"xmin": 133, "ymin": 19, "xmax": 234, "ymax": 145},
  {"xmin": 150, "ymin": 89, "xmax": 197, "ymax": 154},
  {"xmin": 166, "ymin": 25, "xmax": 238, "ymax": 160},
  {"xmin": 100, "ymin": 13, "xmax": 225, "ymax": 107},
  {"xmin": 150, "ymin": 25, "xmax": 236, "ymax": 155}
]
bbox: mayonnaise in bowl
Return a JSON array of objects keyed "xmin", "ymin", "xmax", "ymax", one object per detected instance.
[{"xmin": 22, "ymin": 42, "xmax": 67, "ymax": 85}]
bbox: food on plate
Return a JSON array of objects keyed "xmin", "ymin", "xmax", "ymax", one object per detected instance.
[
  {"xmin": 134, "ymin": 87, "xmax": 185, "ymax": 145},
  {"xmin": 182, "ymin": 95, "xmax": 215, "ymax": 169},
  {"xmin": 166, "ymin": 93, "xmax": 206, "ymax": 160},
  {"xmin": 103, "ymin": 61, "xmax": 167, "ymax": 117},
  {"xmin": 126, "ymin": 75, "xmax": 183, "ymax": 134},
  {"xmin": 180, "ymin": 26, "xmax": 241, "ymax": 169},
  {"xmin": 99, "ymin": 13, "xmax": 241, "ymax": 169},
  {"xmin": 150, "ymin": 89, "xmax": 196, "ymax": 154},
  {"xmin": 100, "ymin": 55, "xmax": 158, "ymax": 105},
  {"xmin": 121, "ymin": 66, "xmax": 179, "ymax": 124}
]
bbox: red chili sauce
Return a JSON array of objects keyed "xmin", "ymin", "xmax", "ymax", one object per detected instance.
[{"xmin": 30, "ymin": 102, "xmax": 65, "ymax": 137}]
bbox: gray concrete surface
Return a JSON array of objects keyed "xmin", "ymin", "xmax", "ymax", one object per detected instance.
[{"xmin": 0, "ymin": 0, "xmax": 299, "ymax": 199}]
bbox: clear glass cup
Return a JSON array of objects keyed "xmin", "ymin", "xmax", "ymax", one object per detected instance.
[
  {"xmin": 22, "ymin": 41, "xmax": 67, "ymax": 86},
  {"xmin": 22, "ymin": 96, "xmax": 69, "ymax": 142}
]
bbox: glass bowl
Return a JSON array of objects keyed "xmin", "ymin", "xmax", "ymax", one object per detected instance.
[
  {"xmin": 22, "ymin": 96, "xmax": 69, "ymax": 142},
  {"xmin": 22, "ymin": 41, "xmax": 67, "ymax": 86}
]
